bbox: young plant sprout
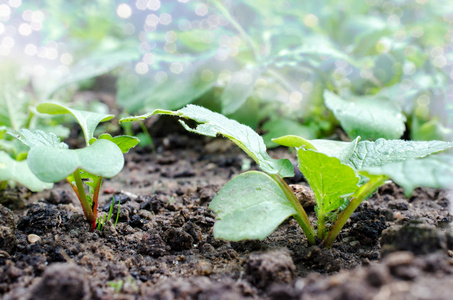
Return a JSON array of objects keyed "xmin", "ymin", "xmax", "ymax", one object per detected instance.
[
  {"xmin": 121, "ymin": 105, "xmax": 453, "ymax": 248},
  {"xmin": 12, "ymin": 103, "xmax": 138, "ymax": 230}
]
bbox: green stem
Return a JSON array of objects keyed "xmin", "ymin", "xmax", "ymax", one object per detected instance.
[
  {"xmin": 317, "ymin": 213, "xmax": 326, "ymax": 240},
  {"xmin": 212, "ymin": 0, "xmax": 260, "ymax": 60},
  {"xmin": 323, "ymin": 175, "xmax": 388, "ymax": 248},
  {"xmin": 72, "ymin": 169, "xmax": 96, "ymax": 226},
  {"xmin": 138, "ymin": 121, "xmax": 156, "ymax": 154},
  {"xmin": 270, "ymin": 174, "xmax": 316, "ymax": 245}
]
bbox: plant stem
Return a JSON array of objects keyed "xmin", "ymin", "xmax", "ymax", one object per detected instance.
[
  {"xmin": 323, "ymin": 175, "xmax": 388, "ymax": 248},
  {"xmin": 317, "ymin": 213, "xmax": 326, "ymax": 240},
  {"xmin": 72, "ymin": 169, "xmax": 96, "ymax": 226},
  {"xmin": 91, "ymin": 176, "xmax": 103, "ymax": 230},
  {"xmin": 138, "ymin": 121, "xmax": 156, "ymax": 154},
  {"xmin": 270, "ymin": 174, "xmax": 316, "ymax": 245}
]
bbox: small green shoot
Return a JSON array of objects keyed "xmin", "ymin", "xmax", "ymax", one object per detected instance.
[
  {"xmin": 96, "ymin": 197, "xmax": 121, "ymax": 231},
  {"xmin": 121, "ymin": 105, "xmax": 453, "ymax": 248},
  {"xmin": 13, "ymin": 103, "xmax": 138, "ymax": 230}
]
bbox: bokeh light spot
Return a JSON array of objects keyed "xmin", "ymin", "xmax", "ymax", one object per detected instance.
[
  {"xmin": 170, "ymin": 62, "xmax": 183, "ymax": 74},
  {"xmin": 136, "ymin": 0, "xmax": 147, "ymax": 10},
  {"xmin": 0, "ymin": 4, "xmax": 12, "ymax": 21},
  {"xmin": 155, "ymin": 71, "xmax": 167, "ymax": 82},
  {"xmin": 135, "ymin": 62, "xmax": 149, "ymax": 74},
  {"xmin": 201, "ymin": 69, "xmax": 214, "ymax": 81},
  {"xmin": 143, "ymin": 53, "xmax": 155, "ymax": 64},
  {"xmin": 148, "ymin": 0, "xmax": 161, "ymax": 11},
  {"xmin": 195, "ymin": 4, "xmax": 208, "ymax": 16},
  {"xmin": 9, "ymin": 0, "xmax": 22, "ymax": 8},
  {"xmin": 24, "ymin": 44, "xmax": 37, "ymax": 56},
  {"xmin": 159, "ymin": 13, "xmax": 172, "ymax": 25},
  {"xmin": 117, "ymin": 3, "xmax": 132, "ymax": 19},
  {"xmin": 60, "ymin": 53, "xmax": 73, "ymax": 65},
  {"xmin": 303, "ymin": 14, "xmax": 318, "ymax": 27},
  {"xmin": 18, "ymin": 23, "xmax": 32, "ymax": 36},
  {"xmin": 2, "ymin": 36, "xmax": 15, "ymax": 48}
]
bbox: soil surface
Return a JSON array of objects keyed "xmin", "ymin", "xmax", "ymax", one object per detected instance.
[{"xmin": 1, "ymin": 117, "xmax": 453, "ymax": 300}]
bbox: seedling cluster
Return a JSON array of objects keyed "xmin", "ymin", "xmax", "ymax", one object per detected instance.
[
  {"xmin": 6, "ymin": 100, "xmax": 453, "ymax": 246},
  {"xmin": 13, "ymin": 103, "xmax": 138, "ymax": 230},
  {"xmin": 121, "ymin": 105, "xmax": 452, "ymax": 247}
]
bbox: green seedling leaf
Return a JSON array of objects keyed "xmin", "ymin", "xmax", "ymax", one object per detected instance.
[
  {"xmin": 324, "ymin": 91, "xmax": 406, "ymax": 140},
  {"xmin": 27, "ymin": 139, "xmax": 124, "ymax": 182},
  {"xmin": 297, "ymin": 149, "xmax": 359, "ymax": 215},
  {"xmin": 121, "ymin": 105, "xmax": 294, "ymax": 178},
  {"xmin": 209, "ymin": 171, "xmax": 298, "ymax": 241},
  {"xmin": 0, "ymin": 151, "xmax": 53, "ymax": 192},
  {"xmin": 36, "ymin": 103, "xmax": 114, "ymax": 145},
  {"xmin": 364, "ymin": 154, "xmax": 453, "ymax": 195},
  {"xmin": 11, "ymin": 129, "xmax": 68, "ymax": 149},
  {"xmin": 348, "ymin": 139, "xmax": 453, "ymax": 170},
  {"xmin": 272, "ymin": 135, "xmax": 317, "ymax": 150},
  {"xmin": 263, "ymin": 120, "xmax": 314, "ymax": 148},
  {"xmin": 91, "ymin": 133, "xmax": 139, "ymax": 153},
  {"xmin": 273, "ymin": 135, "xmax": 360, "ymax": 164}
]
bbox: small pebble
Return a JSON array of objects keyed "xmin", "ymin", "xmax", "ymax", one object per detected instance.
[{"xmin": 28, "ymin": 234, "xmax": 41, "ymax": 244}]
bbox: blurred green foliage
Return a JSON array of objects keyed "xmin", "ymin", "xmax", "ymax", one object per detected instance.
[{"xmin": 12, "ymin": 0, "xmax": 453, "ymax": 145}]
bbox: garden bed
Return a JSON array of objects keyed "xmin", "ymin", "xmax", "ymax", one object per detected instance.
[{"xmin": 1, "ymin": 119, "xmax": 453, "ymax": 300}]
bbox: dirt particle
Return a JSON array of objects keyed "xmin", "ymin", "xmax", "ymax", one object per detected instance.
[
  {"xmin": 48, "ymin": 190, "xmax": 73, "ymax": 205},
  {"xmin": 27, "ymin": 263, "xmax": 91, "ymax": 300},
  {"xmin": 17, "ymin": 204, "xmax": 67, "ymax": 235},
  {"xmin": 196, "ymin": 260, "xmax": 213, "ymax": 275},
  {"xmin": 380, "ymin": 218, "xmax": 447, "ymax": 256},
  {"xmin": 384, "ymin": 251, "xmax": 415, "ymax": 267},
  {"xmin": 245, "ymin": 250, "xmax": 295, "ymax": 289},
  {"xmin": 366, "ymin": 264, "xmax": 390, "ymax": 287},
  {"xmin": 290, "ymin": 184, "xmax": 316, "ymax": 208},
  {"xmin": 138, "ymin": 231, "xmax": 169, "ymax": 257},
  {"xmin": 27, "ymin": 234, "xmax": 41, "ymax": 244},
  {"xmin": 388, "ymin": 199, "xmax": 409, "ymax": 210},
  {"xmin": 0, "ymin": 204, "xmax": 16, "ymax": 254},
  {"xmin": 164, "ymin": 227, "xmax": 194, "ymax": 251}
]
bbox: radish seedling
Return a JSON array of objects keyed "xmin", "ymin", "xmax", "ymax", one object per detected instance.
[
  {"xmin": 122, "ymin": 105, "xmax": 452, "ymax": 248},
  {"xmin": 13, "ymin": 103, "xmax": 138, "ymax": 230}
]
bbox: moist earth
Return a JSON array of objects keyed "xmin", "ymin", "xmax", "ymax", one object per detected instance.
[{"xmin": 1, "ymin": 120, "xmax": 453, "ymax": 300}]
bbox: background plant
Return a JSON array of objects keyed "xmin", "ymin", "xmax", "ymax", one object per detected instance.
[
  {"xmin": 121, "ymin": 105, "xmax": 453, "ymax": 247},
  {"xmin": 13, "ymin": 103, "xmax": 138, "ymax": 230},
  {"xmin": 0, "ymin": 62, "xmax": 70, "ymax": 192},
  {"xmin": 3, "ymin": 1, "xmax": 451, "ymax": 143}
]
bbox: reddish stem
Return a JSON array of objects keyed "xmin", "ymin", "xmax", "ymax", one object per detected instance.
[{"xmin": 90, "ymin": 177, "xmax": 103, "ymax": 231}]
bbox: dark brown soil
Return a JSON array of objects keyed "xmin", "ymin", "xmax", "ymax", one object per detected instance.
[{"xmin": 1, "ymin": 119, "xmax": 453, "ymax": 300}]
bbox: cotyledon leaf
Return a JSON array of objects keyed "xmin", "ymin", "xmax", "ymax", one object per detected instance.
[
  {"xmin": 0, "ymin": 151, "xmax": 53, "ymax": 192},
  {"xmin": 120, "ymin": 105, "xmax": 294, "ymax": 178},
  {"xmin": 11, "ymin": 129, "xmax": 68, "ymax": 149},
  {"xmin": 364, "ymin": 154, "xmax": 453, "ymax": 196},
  {"xmin": 209, "ymin": 171, "xmax": 298, "ymax": 241},
  {"xmin": 36, "ymin": 103, "xmax": 114, "ymax": 145},
  {"xmin": 27, "ymin": 139, "xmax": 124, "ymax": 183}
]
